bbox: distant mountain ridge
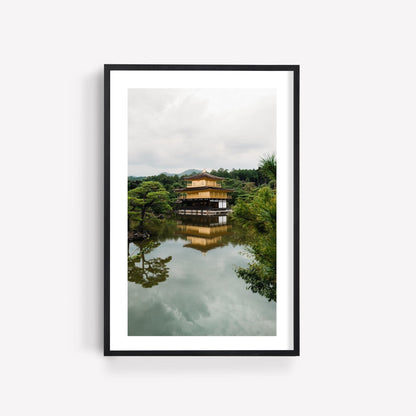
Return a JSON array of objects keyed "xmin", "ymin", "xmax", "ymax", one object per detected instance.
[
  {"xmin": 160, "ymin": 169, "xmax": 202, "ymax": 177},
  {"xmin": 128, "ymin": 169, "xmax": 201, "ymax": 180}
]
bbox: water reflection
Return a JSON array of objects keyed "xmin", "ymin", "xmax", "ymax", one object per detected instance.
[
  {"xmin": 128, "ymin": 240, "xmax": 172, "ymax": 288},
  {"xmin": 128, "ymin": 214, "xmax": 277, "ymax": 336},
  {"xmin": 176, "ymin": 215, "xmax": 231, "ymax": 253}
]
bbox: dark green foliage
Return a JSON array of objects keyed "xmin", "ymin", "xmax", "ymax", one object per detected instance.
[
  {"xmin": 128, "ymin": 174, "xmax": 188, "ymax": 209},
  {"xmin": 128, "ymin": 181, "xmax": 172, "ymax": 231},
  {"xmin": 128, "ymin": 179, "xmax": 143, "ymax": 190},
  {"xmin": 259, "ymin": 153, "xmax": 276, "ymax": 182},
  {"xmin": 209, "ymin": 167, "xmax": 262, "ymax": 185},
  {"xmin": 208, "ymin": 164, "xmax": 274, "ymax": 195},
  {"xmin": 232, "ymin": 154, "xmax": 277, "ymax": 301}
]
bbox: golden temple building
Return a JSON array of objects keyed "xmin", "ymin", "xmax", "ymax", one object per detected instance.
[{"xmin": 174, "ymin": 170, "xmax": 233, "ymax": 215}]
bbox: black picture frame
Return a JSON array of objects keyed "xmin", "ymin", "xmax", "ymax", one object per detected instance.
[{"xmin": 104, "ymin": 64, "xmax": 300, "ymax": 356}]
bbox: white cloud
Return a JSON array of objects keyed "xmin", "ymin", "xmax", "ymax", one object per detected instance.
[{"xmin": 128, "ymin": 88, "xmax": 276, "ymax": 176}]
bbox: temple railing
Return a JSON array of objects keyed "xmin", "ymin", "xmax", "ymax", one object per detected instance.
[{"xmin": 176, "ymin": 209, "xmax": 232, "ymax": 216}]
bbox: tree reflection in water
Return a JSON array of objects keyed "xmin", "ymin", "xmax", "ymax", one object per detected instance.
[
  {"xmin": 128, "ymin": 240, "xmax": 172, "ymax": 288},
  {"xmin": 127, "ymin": 214, "xmax": 274, "ymax": 301}
]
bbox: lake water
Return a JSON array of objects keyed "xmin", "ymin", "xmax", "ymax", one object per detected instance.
[{"xmin": 128, "ymin": 215, "xmax": 276, "ymax": 336}]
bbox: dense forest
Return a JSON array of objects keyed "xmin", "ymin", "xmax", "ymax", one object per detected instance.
[
  {"xmin": 128, "ymin": 162, "xmax": 275, "ymax": 210},
  {"xmin": 127, "ymin": 154, "xmax": 277, "ymax": 301}
]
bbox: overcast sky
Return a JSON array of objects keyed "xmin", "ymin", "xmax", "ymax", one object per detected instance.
[{"xmin": 128, "ymin": 88, "xmax": 276, "ymax": 177}]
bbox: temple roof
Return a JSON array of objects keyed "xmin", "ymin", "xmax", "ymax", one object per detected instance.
[
  {"xmin": 183, "ymin": 242, "xmax": 226, "ymax": 253},
  {"xmin": 174, "ymin": 186, "xmax": 234, "ymax": 192},
  {"xmin": 184, "ymin": 171, "xmax": 225, "ymax": 181}
]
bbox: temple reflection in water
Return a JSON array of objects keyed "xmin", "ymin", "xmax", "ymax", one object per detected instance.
[{"xmin": 176, "ymin": 215, "xmax": 231, "ymax": 254}]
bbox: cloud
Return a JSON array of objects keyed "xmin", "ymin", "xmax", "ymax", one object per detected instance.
[
  {"xmin": 128, "ymin": 88, "xmax": 276, "ymax": 176},
  {"xmin": 128, "ymin": 242, "xmax": 276, "ymax": 336}
]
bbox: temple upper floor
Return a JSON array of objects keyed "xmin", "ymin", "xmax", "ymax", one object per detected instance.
[
  {"xmin": 183, "ymin": 170, "xmax": 225, "ymax": 187},
  {"xmin": 186, "ymin": 179, "xmax": 222, "ymax": 188}
]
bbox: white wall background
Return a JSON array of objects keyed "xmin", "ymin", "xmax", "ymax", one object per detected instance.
[{"xmin": 0, "ymin": 1, "xmax": 415, "ymax": 415}]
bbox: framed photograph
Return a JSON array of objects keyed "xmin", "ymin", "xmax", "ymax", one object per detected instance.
[{"xmin": 104, "ymin": 65, "xmax": 299, "ymax": 356}]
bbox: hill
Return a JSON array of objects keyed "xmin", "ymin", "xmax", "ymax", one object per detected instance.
[{"xmin": 160, "ymin": 169, "xmax": 201, "ymax": 177}]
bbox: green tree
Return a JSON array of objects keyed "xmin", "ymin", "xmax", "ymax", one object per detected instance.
[
  {"xmin": 128, "ymin": 178, "xmax": 143, "ymax": 190},
  {"xmin": 233, "ymin": 186, "xmax": 276, "ymax": 301},
  {"xmin": 259, "ymin": 153, "xmax": 276, "ymax": 183},
  {"xmin": 128, "ymin": 181, "xmax": 171, "ymax": 231}
]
